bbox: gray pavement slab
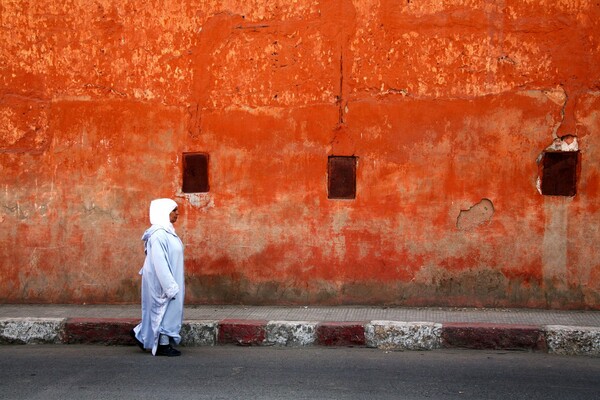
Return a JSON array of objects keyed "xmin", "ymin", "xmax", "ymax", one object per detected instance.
[{"xmin": 0, "ymin": 304, "xmax": 599, "ymax": 326}]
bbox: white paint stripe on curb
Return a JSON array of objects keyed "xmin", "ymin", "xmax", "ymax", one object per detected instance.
[
  {"xmin": 265, "ymin": 321, "xmax": 319, "ymax": 346},
  {"xmin": 365, "ymin": 321, "xmax": 443, "ymax": 350},
  {"xmin": 544, "ymin": 325, "xmax": 600, "ymax": 356},
  {"xmin": 181, "ymin": 320, "xmax": 219, "ymax": 347},
  {"xmin": 0, "ymin": 318, "xmax": 65, "ymax": 344}
]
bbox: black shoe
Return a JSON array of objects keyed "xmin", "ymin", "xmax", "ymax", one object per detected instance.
[
  {"xmin": 130, "ymin": 329, "xmax": 145, "ymax": 351},
  {"xmin": 156, "ymin": 345, "xmax": 181, "ymax": 357}
]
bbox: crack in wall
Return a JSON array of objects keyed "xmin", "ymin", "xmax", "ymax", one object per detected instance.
[
  {"xmin": 82, "ymin": 83, "xmax": 127, "ymax": 97},
  {"xmin": 542, "ymin": 86, "xmax": 569, "ymax": 139},
  {"xmin": 338, "ymin": 50, "xmax": 345, "ymax": 125},
  {"xmin": 234, "ymin": 24, "xmax": 270, "ymax": 30}
]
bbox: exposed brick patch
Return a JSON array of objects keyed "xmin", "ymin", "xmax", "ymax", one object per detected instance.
[
  {"xmin": 315, "ymin": 322, "xmax": 366, "ymax": 346},
  {"xmin": 441, "ymin": 323, "xmax": 546, "ymax": 351},
  {"xmin": 217, "ymin": 319, "xmax": 267, "ymax": 346},
  {"xmin": 64, "ymin": 318, "xmax": 138, "ymax": 345}
]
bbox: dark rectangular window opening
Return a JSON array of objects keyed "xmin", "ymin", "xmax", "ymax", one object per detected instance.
[
  {"xmin": 541, "ymin": 151, "xmax": 579, "ymax": 196},
  {"xmin": 182, "ymin": 152, "xmax": 209, "ymax": 193},
  {"xmin": 328, "ymin": 156, "xmax": 357, "ymax": 199}
]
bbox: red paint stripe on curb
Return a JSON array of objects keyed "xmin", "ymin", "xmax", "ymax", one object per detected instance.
[
  {"xmin": 316, "ymin": 322, "xmax": 366, "ymax": 347},
  {"xmin": 217, "ymin": 319, "xmax": 267, "ymax": 346},
  {"xmin": 441, "ymin": 323, "xmax": 547, "ymax": 351},
  {"xmin": 64, "ymin": 318, "xmax": 139, "ymax": 345}
]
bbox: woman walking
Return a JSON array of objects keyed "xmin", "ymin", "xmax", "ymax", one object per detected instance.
[{"xmin": 131, "ymin": 198, "xmax": 185, "ymax": 356}]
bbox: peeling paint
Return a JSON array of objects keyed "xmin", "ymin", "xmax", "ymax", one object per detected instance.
[
  {"xmin": 456, "ymin": 199, "xmax": 494, "ymax": 231},
  {"xmin": 180, "ymin": 193, "xmax": 214, "ymax": 211}
]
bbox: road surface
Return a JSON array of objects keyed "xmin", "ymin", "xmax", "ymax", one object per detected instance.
[{"xmin": 1, "ymin": 345, "xmax": 599, "ymax": 399}]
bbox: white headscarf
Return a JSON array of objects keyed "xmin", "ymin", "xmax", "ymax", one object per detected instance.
[{"xmin": 149, "ymin": 198, "xmax": 178, "ymax": 234}]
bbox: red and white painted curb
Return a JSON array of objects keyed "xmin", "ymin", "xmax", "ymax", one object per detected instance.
[{"xmin": 1, "ymin": 317, "xmax": 599, "ymax": 356}]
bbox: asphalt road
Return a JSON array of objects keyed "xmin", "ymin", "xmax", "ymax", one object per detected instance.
[{"xmin": 0, "ymin": 346, "xmax": 599, "ymax": 400}]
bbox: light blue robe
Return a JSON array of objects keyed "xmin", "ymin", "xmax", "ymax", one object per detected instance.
[{"xmin": 133, "ymin": 226, "xmax": 185, "ymax": 355}]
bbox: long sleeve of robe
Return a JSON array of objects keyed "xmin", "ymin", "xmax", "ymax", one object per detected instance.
[{"xmin": 133, "ymin": 226, "xmax": 185, "ymax": 355}]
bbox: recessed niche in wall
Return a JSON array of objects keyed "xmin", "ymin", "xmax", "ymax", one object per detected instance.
[
  {"xmin": 328, "ymin": 156, "xmax": 357, "ymax": 199},
  {"xmin": 541, "ymin": 151, "xmax": 579, "ymax": 196},
  {"xmin": 182, "ymin": 152, "xmax": 209, "ymax": 193}
]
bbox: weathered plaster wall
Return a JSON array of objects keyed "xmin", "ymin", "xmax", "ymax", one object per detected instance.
[{"xmin": 1, "ymin": 0, "xmax": 599, "ymax": 308}]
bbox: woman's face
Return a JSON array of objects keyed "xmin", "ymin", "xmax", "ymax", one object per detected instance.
[{"xmin": 169, "ymin": 207, "xmax": 179, "ymax": 224}]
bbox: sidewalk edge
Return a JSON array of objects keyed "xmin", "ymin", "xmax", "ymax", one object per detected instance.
[{"xmin": 2, "ymin": 318, "xmax": 599, "ymax": 356}]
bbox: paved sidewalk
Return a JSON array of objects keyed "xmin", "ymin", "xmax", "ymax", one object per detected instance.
[
  {"xmin": 1, "ymin": 305, "xmax": 599, "ymax": 356},
  {"xmin": 0, "ymin": 304, "xmax": 600, "ymax": 328},
  {"xmin": 1, "ymin": 304, "xmax": 600, "ymax": 326}
]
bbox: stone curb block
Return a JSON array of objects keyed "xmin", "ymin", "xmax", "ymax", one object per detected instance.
[
  {"xmin": 0, "ymin": 318, "xmax": 65, "ymax": 344},
  {"xmin": 315, "ymin": 322, "xmax": 366, "ymax": 347},
  {"xmin": 544, "ymin": 325, "xmax": 600, "ymax": 356},
  {"xmin": 441, "ymin": 323, "xmax": 547, "ymax": 351},
  {"xmin": 64, "ymin": 318, "xmax": 138, "ymax": 345},
  {"xmin": 365, "ymin": 321, "xmax": 442, "ymax": 350},
  {"xmin": 265, "ymin": 321, "xmax": 318, "ymax": 346},
  {"xmin": 2, "ymin": 318, "xmax": 600, "ymax": 356},
  {"xmin": 180, "ymin": 320, "xmax": 218, "ymax": 347},
  {"xmin": 218, "ymin": 319, "xmax": 267, "ymax": 346}
]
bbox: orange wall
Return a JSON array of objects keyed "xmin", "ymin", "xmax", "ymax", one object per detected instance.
[{"xmin": 1, "ymin": 0, "xmax": 600, "ymax": 308}]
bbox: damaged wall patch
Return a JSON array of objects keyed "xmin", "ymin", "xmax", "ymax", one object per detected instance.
[{"xmin": 457, "ymin": 199, "xmax": 494, "ymax": 230}]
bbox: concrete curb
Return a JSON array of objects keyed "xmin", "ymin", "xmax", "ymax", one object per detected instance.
[
  {"xmin": 1, "ymin": 317, "xmax": 599, "ymax": 356},
  {"xmin": 180, "ymin": 320, "xmax": 218, "ymax": 347},
  {"xmin": 315, "ymin": 322, "xmax": 366, "ymax": 347},
  {"xmin": 64, "ymin": 318, "xmax": 138, "ymax": 345},
  {"xmin": 0, "ymin": 318, "xmax": 64, "ymax": 344},
  {"xmin": 441, "ymin": 323, "xmax": 546, "ymax": 351},
  {"xmin": 265, "ymin": 321, "xmax": 318, "ymax": 347},
  {"xmin": 545, "ymin": 325, "xmax": 600, "ymax": 356},
  {"xmin": 366, "ymin": 321, "xmax": 442, "ymax": 350},
  {"xmin": 217, "ymin": 319, "xmax": 267, "ymax": 346}
]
